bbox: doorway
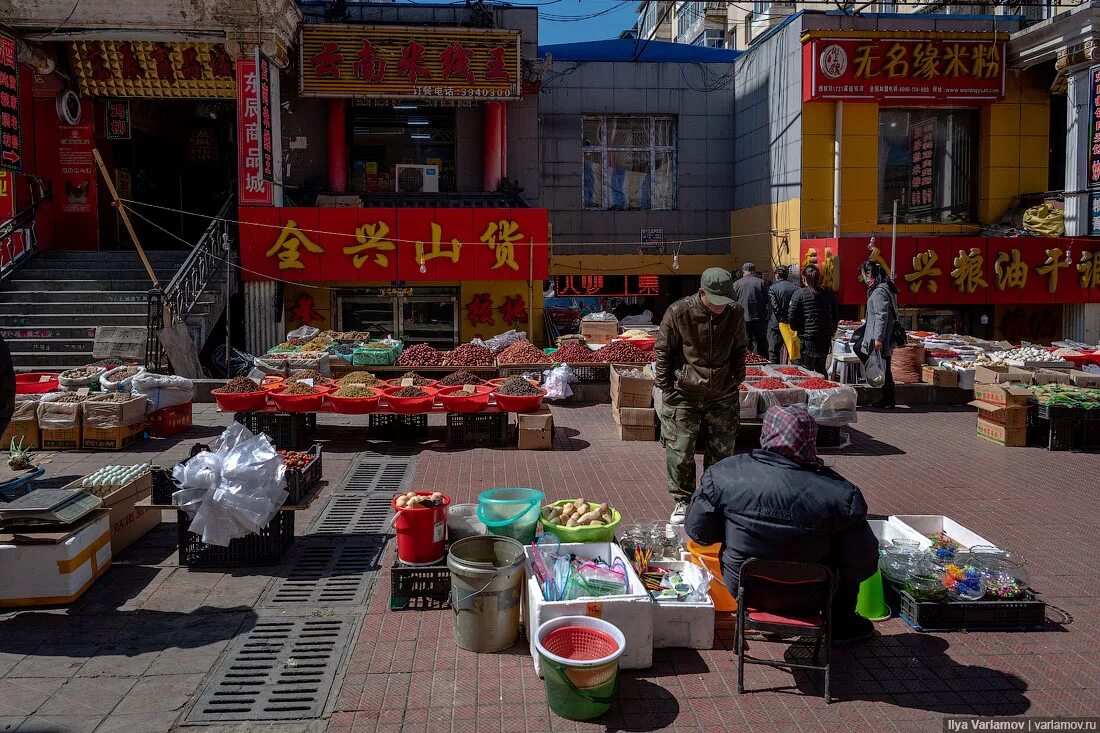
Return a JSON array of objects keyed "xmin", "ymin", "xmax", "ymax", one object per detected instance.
[{"xmin": 337, "ymin": 287, "xmax": 459, "ymax": 348}]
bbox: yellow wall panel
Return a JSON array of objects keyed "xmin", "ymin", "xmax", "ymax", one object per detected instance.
[
  {"xmin": 803, "ymin": 134, "xmax": 836, "ymax": 169},
  {"xmin": 1019, "ymin": 104, "xmax": 1049, "ymax": 137},
  {"xmin": 842, "ymin": 103, "xmax": 879, "ymax": 136},
  {"xmin": 802, "ymin": 102, "xmax": 836, "ymax": 135},
  {"xmin": 802, "ymin": 168, "xmax": 835, "ymax": 202},
  {"xmin": 842, "ymin": 135, "xmax": 878, "ymax": 169}
]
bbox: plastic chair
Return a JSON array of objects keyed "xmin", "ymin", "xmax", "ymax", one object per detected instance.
[{"xmin": 736, "ymin": 559, "xmax": 837, "ymax": 703}]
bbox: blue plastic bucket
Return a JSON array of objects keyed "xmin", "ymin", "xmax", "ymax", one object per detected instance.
[{"xmin": 476, "ymin": 488, "xmax": 544, "ymax": 543}]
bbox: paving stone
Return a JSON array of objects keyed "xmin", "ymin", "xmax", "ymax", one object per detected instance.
[
  {"xmin": 0, "ymin": 718, "xmax": 22, "ymax": 732},
  {"xmin": 112, "ymin": 673, "xmax": 203, "ymax": 715},
  {"xmin": 15, "ymin": 715, "xmax": 104, "ymax": 733},
  {"xmin": 7, "ymin": 646, "xmax": 100, "ymax": 679},
  {"xmin": 0, "ymin": 678, "xmax": 67, "ymax": 717},
  {"xmin": 36, "ymin": 677, "xmax": 138, "ymax": 717},
  {"xmin": 76, "ymin": 650, "xmax": 160, "ymax": 679},
  {"xmin": 89, "ymin": 712, "xmax": 180, "ymax": 733}
]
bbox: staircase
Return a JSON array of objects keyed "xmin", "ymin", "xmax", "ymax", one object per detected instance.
[{"xmin": 0, "ymin": 250, "xmax": 224, "ymax": 372}]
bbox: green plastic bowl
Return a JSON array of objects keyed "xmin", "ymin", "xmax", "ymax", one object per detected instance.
[{"xmin": 539, "ymin": 500, "xmax": 621, "ymax": 543}]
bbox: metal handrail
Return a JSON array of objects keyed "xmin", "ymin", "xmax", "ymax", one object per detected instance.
[{"xmin": 0, "ymin": 202, "xmax": 41, "ymax": 281}]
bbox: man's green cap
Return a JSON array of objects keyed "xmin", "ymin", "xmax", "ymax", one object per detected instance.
[{"xmin": 700, "ymin": 267, "xmax": 734, "ymax": 306}]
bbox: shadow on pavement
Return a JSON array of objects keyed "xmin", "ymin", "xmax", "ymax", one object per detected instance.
[
  {"xmin": 827, "ymin": 426, "xmax": 906, "ymax": 457},
  {"xmin": 603, "ymin": 675, "xmax": 681, "ymax": 731}
]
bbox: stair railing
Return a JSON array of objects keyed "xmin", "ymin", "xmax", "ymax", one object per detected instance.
[
  {"xmin": 0, "ymin": 201, "xmax": 42, "ymax": 281},
  {"xmin": 146, "ymin": 195, "xmax": 235, "ymax": 370}
]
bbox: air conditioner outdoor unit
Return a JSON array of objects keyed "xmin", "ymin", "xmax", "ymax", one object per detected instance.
[{"xmin": 395, "ymin": 164, "xmax": 440, "ymax": 193}]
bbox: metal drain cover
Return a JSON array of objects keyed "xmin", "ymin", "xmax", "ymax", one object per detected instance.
[
  {"xmin": 262, "ymin": 539, "xmax": 387, "ymax": 607},
  {"xmin": 187, "ymin": 617, "xmax": 354, "ymax": 722},
  {"xmin": 341, "ymin": 460, "xmax": 414, "ymax": 492},
  {"xmin": 310, "ymin": 492, "xmax": 394, "ymax": 536}
]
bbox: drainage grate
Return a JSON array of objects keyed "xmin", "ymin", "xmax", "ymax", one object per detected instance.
[
  {"xmin": 310, "ymin": 492, "xmax": 395, "ymax": 536},
  {"xmin": 341, "ymin": 460, "xmax": 414, "ymax": 493},
  {"xmin": 261, "ymin": 540, "xmax": 387, "ymax": 607},
  {"xmin": 187, "ymin": 617, "xmax": 354, "ymax": 722}
]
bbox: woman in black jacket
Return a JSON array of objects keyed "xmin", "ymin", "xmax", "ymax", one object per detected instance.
[{"xmin": 787, "ymin": 264, "xmax": 839, "ymax": 376}]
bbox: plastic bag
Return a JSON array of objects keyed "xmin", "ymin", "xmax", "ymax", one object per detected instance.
[
  {"xmin": 36, "ymin": 392, "xmax": 83, "ymax": 430},
  {"xmin": 472, "ymin": 329, "xmax": 526, "ymax": 354},
  {"xmin": 541, "ymin": 364, "xmax": 575, "ymax": 400},
  {"xmin": 286, "ymin": 325, "xmax": 320, "ymax": 341},
  {"xmin": 99, "ymin": 365, "xmax": 146, "ymax": 393},
  {"xmin": 581, "ymin": 311, "xmax": 617, "ymax": 322},
  {"xmin": 803, "ymin": 384, "xmax": 858, "ymax": 426},
  {"xmin": 131, "ymin": 372, "xmax": 195, "ymax": 413},
  {"xmin": 171, "ymin": 423, "xmax": 288, "ymax": 546},
  {"xmin": 748, "ymin": 384, "xmax": 808, "ymax": 415},
  {"xmin": 738, "ymin": 387, "xmax": 759, "ymax": 420},
  {"xmin": 12, "ymin": 394, "xmax": 41, "ymax": 422},
  {"xmin": 58, "ymin": 366, "xmax": 105, "ymax": 390},
  {"xmin": 865, "ymin": 350, "xmax": 886, "ymax": 388}
]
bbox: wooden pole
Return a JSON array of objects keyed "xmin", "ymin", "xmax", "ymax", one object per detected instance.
[
  {"xmin": 528, "ymin": 236, "xmax": 534, "ymax": 343},
  {"xmin": 93, "ymin": 148, "xmax": 160, "ymax": 288}
]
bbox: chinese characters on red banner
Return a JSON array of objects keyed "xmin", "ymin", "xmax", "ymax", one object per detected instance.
[
  {"xmin": 301, "ymin": 25, "xmax": 520, "ymax": 100},
  {"xmin": 239, "ymin": 207, "xmax": 548, "ymax": 282},
  {"xmin": 257, "ymin": 53, "xmax": 274, "ymax": 183},
  {"xmin": 1089, "ymin": 65, "xmax": 1100, "ymax": 188},
  {"xmin": 804, "ymin": 37, "xmax": 1006, "ymax": 103},
  {"xmin": 236, "ymin": 58, "xmax": 273, "ymax": 206},
  {"xmin": 0, "ymin": 32, "xmax": 21, "ymax": 172}
]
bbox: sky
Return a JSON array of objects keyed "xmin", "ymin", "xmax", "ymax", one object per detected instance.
[{"xmin": 530, "ymin": 1, "xmax": 639, "ymax": 46}]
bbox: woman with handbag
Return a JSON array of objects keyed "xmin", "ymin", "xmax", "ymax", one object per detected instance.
[
  {"xmin": 859, "ymin": 260, "xmax": 900, "ymax": 408},
  {"xmin": 787, "ymin": 263, "xmax": 839, "ymax": 376}
]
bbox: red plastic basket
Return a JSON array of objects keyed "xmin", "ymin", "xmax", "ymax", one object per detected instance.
[
  {"xmin": 211, "ymin": 389, "xmax": 269, "ymax": 412},
  {"xmin": 269, "ymin": 385, "xmax": 331, "ymax": 412},
  {"xmin": 492, "ymin": 389, "xmax": 546, "ymax": 413},
  {"xmin": 382, "ymin": 386, "xmax": 439, "ymax": 413},
  {"xmin": 327, "ymin": 388, "xmax": 383, "ymax": 414},
  {"xmin": 437, "ymin": 384, "xmax": 493, "ymax": 413},
  {"xmin": 15, "ymin": 373, "xmax": 59, "ymax": 394},
  {"xmin": 541, "ymin": 626, "xmax": 619, "ymax": 661}
]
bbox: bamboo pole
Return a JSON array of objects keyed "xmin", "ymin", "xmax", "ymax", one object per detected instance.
[{"xmin": 93, "ymin": 148, "xmax": 160, "ymax": 288}]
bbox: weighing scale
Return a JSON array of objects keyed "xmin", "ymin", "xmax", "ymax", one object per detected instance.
[{"xmin": 0, "ymin": 489, "xmax": 103, "ymax": 528}]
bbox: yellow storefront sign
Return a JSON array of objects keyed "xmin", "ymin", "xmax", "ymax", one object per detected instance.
[{"xmin": 70, "ymin": 41, "xmax": 237, "ymax": 99}]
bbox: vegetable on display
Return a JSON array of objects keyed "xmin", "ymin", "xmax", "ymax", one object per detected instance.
[
  {"xmin": 542, "ymin": 498, "xmax": 614, "ymax": 528},
  {"xmin": 395, "ymin": 491, "xmax": 444, "ymax": 509}
]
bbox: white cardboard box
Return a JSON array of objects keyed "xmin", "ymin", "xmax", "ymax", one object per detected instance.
[
  {"xmin": 888, "ymin": 515, "xmax": 998, "ymax": 551},
  {"xmin": 648, "ymin": 560, "xmax": 715, "ymax": 649},
  {"xmin": 524, "ymin": 541, "xmax": 653, "ymax": 674},
  {"xmin": 868, "ymin": 518, "xmax": 931, "ymax": 549},
  {"xmin": 0, "ymin": 511, "xmax": 112, "ymax": 607}
]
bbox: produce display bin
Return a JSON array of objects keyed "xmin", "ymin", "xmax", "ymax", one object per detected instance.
[
  {"xmin": 568, "ymin": 364, "xmax": 610, "ymax": 384},
  {"xmin": 284, "ymin": 445, "xmax": 323, "ymax": 505},
  {"xmin": 177, "ymin": 510, "xmax": 295, "ymax": 568},
  {"xmin": 1027, "ymin": 412, "xmax": 1079, "ymax": 452},
  {"xmin": 234, "ymin": 411, "xmax": 317, "ymax": 450},
  {"xmin": 496, "ymin": 365, "xmax": 548, "ymax": 383},
  {"xmin": 1081, "ymin": 419, "xmax": 1100, "ymax": 451},
  {"xmin": 368, "ymin": 412, "xmax": 428, "ymax": 438},
  {"xmin": 446, "ymin": 411, "xmax": 509, "ymax": 448},
  {"xmin": 888, "ymin": 515, "xmax": 997, "ymax": 550},
  {"xmin": 390, "ymin": 554, "xmax": 451, "ymax": 611},
  {"xmin": 898, "ymin": 589, "xmax": 1045, "ymax": 631},
  {"xmin": 146, "ymin": 402, "xmax": 193, "ymax": 438}
]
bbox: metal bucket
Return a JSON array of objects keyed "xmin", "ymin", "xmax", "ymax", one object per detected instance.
[{"xmin": 447, "ymin": 535, "xmax": 526, "ymax": 652}]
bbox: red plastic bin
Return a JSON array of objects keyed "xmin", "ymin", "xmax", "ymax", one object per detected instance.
[
  {"xmin": 211, "ymin": 389, "xmax": 269, "ymax": 412},
  {"xmin": 392, "ymin": 492, "xmax": 451, "ymax": 565},
  {"xmin": 437, "ymin": 385, "xmax": 493, "ymax": 413},
  {"xmin": 270, "ymin": 385, "xmax": 331, "ymax": 412},
  {"xmin": 327, "ymin": 387, "xmax": 383, "ymax": 414},
  {"xmin": 492, "ymin": 388, "xmax": 547, "ymax": 413},
  {"xmin": 15, "ymin": 373, "xmax": 59, "ymax": 394},
  {"xmin": 382, "ymin": 386, "xmax": 439, "ymax": 414},
  {"xmin": 147, "ymin": 402, "xmax": 193, "ymax": 438}
]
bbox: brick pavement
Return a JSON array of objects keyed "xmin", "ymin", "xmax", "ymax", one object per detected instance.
[{"xmin": 0, "ymin": 402, "xmax": 1097, "ymax": 732}]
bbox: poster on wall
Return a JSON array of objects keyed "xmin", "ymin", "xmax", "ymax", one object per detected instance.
[
  {"xmin": 1089, "ymin": 65, "xmax": 1100, "ymax": 188},
  {"xmin": 0, "ymin": 31, "xmax": 22, "ymax": 172},
  {"xmin": 58, "ymin": 117, "xmax": 97, "ymax": 215}
]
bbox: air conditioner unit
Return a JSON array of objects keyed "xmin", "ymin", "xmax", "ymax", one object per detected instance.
[{"xmin": 395, "ymin": 164, "xmax": 440, "ymax": 193}]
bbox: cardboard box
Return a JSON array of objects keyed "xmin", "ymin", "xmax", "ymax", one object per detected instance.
[
  {"xmin": 1032, "ymin": 368, "xmax": 1071, "ymax": 385},
  {"xmin": 973, "ymin": 383, "xmax": 1033, "ymax": 408},
  {"xmin": 517, "ymin": 409, "xmax": 553, "ymax": 450},
  {"xmin": 147, "ymin": 402, "xmax": 193, "ymax": 438},
  {"xmin": 63, "ymin": 473, "xmax": 158, "ymax": 555},
  {"xmin": 0, "ymin": 510, "xmax": 112, "ymax": 608},
  {"xmin": 42, "ymin": 424, "xmax": 82, "ymax": 450},
  {"xmin": 82, "ymin": 419, "xmax": 145, "ymax": 451},
  {"xmin": 974, "ymin": 365, "xmax": 1032, "ymax": 385},
  {"xmin": 969, "ymin": 400, "xmax": 1028, "ymax": 429},
  {"xmin": 83, "ymin": 393, "xmax": 147, "ymax": 430},
  {"xmin": 611, "ymin": 365, "xmax": 655, "ymax": 408},
  {"xmin": 580, "ymin": 319, "xmax": 619, "ymax": 345},
  {"xmin": 618, "ymin": 423, "xmax": 656, "ymax": 441},
  {"xmin": 976, "ymin": 417, "xmax": 1027, "ymax": 447},
  {"xmin": 1069, "ymin": 369, "xmax": 1100, "ymax": 388},
  {"xmin": 1, "ymin": 419, "xmax": 39, "ymax": 450},
  {"xmin": 613, "ymin": 406, "xmax": 656, "ymax": 427},
  {"xmin": 922, "ymin": 365, "xmax": 959, "ymax": 389}
]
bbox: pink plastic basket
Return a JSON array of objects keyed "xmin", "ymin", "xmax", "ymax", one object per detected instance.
[{"xmin": 540, "ymin": 626, "xmax": 619, "ymax": 662}]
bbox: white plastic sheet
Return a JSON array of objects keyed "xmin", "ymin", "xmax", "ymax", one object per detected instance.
[
  {"xmin": 472, "ymin": 329, "xmax": 526, "ymax": 354},
  {"xmin": 542, "ymin": 364, "xmax": 575, "ymax": 400},
  {"xmin": 287, "ymin": 325, "xmax": 320, "ymax": 341},
  {"xmin": 131, "ymin": 372, "xmax": 195, "ymax": 413},
  {"xmin": 99, "ymin": 365, "xmax": 146, "ymax": 393},
  {"xmin": 803, "ymin": 384, "xmax": 858, "ymax": 426}
]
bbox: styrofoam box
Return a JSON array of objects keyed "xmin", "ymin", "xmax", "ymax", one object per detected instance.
[
  {"xmin": 0, "ymin": 512, "xmax": 112, "ymax": 607},
  {"xmin": 524, "ymin": 541, "xmax": 653, "ymax": 674},
  {"xmin": 889, "ymin": 515, "xmax": 998, "ymax": 551},
  {"xmin": 647, "ymin": 560, "xmax": 715, "ymax": 649},
  {"xmin": 868, "ymin": 518, "xmax": 931, "ymax": 550}
]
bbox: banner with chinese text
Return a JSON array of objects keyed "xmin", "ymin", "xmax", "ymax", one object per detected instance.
[
  {"xmin": 1088, "ymin": 65, "xmax": 1100, "ymax": 188},
  {"xmin": 70, "ymin": 41, "xmax": 236, "ymax": 98},
  {"xmin": 801, "ymin": 237, "xmax": 1099, "ymax": 306},
  {"xmin": 105, "ymin": 100, "xmax": 131, "ymax": 140},
  {"xmin": 257, "ymin": 51, "xmax": 275, "ymax": 183},
  {"xmin": 300, "ymin": 25, "xmax": 520, "ymax": 100},
  {"xmin": 0, "ymin": 31, "xmax": 21, "ymax": 171},
  {"xmin": 803, "ymin": 36, "xmax": 1006, "ymax": 103},
  {"xmin": 238, "ymin": 206, "xmax": 548, "ymax": 282},
  {"xmin": 237, "ymin": 58, "xmax": 273, "ymax": 206}
]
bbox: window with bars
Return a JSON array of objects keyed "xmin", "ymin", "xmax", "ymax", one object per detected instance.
[
  {"xmin": 676, "ymin": 2, "xmax": 706, "ymax": 41},
  {"xmin": 582, "ymin": 116, "xmax": 677, "ymax": 211}
]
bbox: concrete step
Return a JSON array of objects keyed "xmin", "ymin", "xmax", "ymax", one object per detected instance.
[
  {"xmin": 0, "ymin": 326, "xmax": 98, "ymax": 340},
  {"xmin": 6, "ymin": 268, "xmax": 165, "ymax": 281},
  {"xmin": 10, "ymin": 341, "xmax": 95, "ymax": 360},
  {"xmin": 2, "ymin": 279, "xmax": 158, "ymax": 292},
  {"xmin": 0, "ymin": 290, "xmax": 149, "ymax": 304},
  {"xmin": 0, "ymin": 301, "xmax": 147, "ymax": 315},
  {"xmin": 0, "ymin": 314, "xmax": 146, "ymax": 327},
  {"xmin": 12, "ymin": 351, "xmax": 97, "ymax": 368},
  {"xmin": 33, "ymin": 251, "xmax": 189, "ymax": 262}
]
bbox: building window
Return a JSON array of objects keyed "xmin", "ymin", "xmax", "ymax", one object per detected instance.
[
  {"xmin": 753, "ymin": 0, "xmax": 771, "ymax": 14},
  {"xmin": 878, "ymin": 109, "xmax": 978, "ymax": 225},
  {"xmin": 582, "ymin": 115, "xmax": 677, "ymax": 211},
  {"xmin": 676, "ymin": 2, "xmax": 705, "ymax": 42},
  {"xmin": 692, "ymin": 29, "xmax": 726, "ymax": 48},
  {"xmin": 638, "ymin": 1, "xmax": 658, "ymax": 39}
]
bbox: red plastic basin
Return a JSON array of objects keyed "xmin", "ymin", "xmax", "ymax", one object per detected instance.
[
  {"xmin": 211, "ymin": 389, "xmax": 269, "ymax": 412},
  {"xmin": 437, "ymin": 384, "xmax": 494, "ymax": 413},
  {"xmin": 491, "ymin": 388, "xmax": 547, "ymax": 413},
  {"xmin": 626, "ymin": 337, "xmax": 657, "ymax": 351},
  {"xmin": 16, "ymin": 373, "xmax": 59, "ymax": 394},
  {"xmin": 270, "ymin": 385, "xmax": 331, "ymax": 412},
  {"xmin": 381, "ymin": 386, "xmax": 439, "ymax": 413},
  {"xmin": 327, "ymin": 387, "xmax": 383, "ymax": 414}
]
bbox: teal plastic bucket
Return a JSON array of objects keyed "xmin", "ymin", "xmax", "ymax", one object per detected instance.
[
  {"xmin": 535, "ymin": 615, "xmax": 625, "ymax": 721},
  {"xmin": 476, "ymin": 488, "xmax": 544, "ymax": 544}
]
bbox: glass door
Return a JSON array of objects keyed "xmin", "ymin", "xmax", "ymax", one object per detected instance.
[
  {"xmin": 338, "ymin": 297, "xmax": 397, "ymax": 339},
  {"xmin": 399, "ymin": 295, "xmax": 458, "ymax": 349}
]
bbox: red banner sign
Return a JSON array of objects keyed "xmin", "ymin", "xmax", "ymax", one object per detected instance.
[
  {"xmin": 803, "ymin": 37, "xmax": 1006, "ymax": 103},
  {"xmin": 801, "ymin": 237, "xmax": 1099, "ymax": 306},
  {"xmin": 236, "ymin": 59, "xmax": 273, "ymax": 207},
  {"xmin": 0, "ymin": 31, "xmax": 21, "ymax": 171},
  {"xmin": 238, "ymin": 207, "xmax": 549, "ymax": 283}
]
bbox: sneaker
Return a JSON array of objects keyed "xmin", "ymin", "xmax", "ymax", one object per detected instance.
[
  {"xmin": 833, "ymin": 615, "xmax": 875, "ymax": 646},
  {"xmin": 669, "ymin": 501, "xmax": 688, "ymax": 525}
]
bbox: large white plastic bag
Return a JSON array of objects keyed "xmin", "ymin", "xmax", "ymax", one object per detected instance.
[
  {"xmin": 99, "ymin": 365, "xmax": 146, "ymax": 393},
  {"xmin": 748, "ymin": 384, "xmax": 807, "ymax": 416},
  {"xmin": 131, "ymin": 372, "xmax": 194, "ymax": 412},
  {"xmin": 287, "ymin": 325, "xmax": 320, "ymax": 340},
  {"xmin": 738, "ymin": 387, "xmax": 759, "ymax": 419},
  {"xmin": 542, "ymin": 364, "xmax": 575, "ymax": 400},
  {"xmin": 473, "ymin": 329, "xmax": 526, "ymax": 354},
  {"xmin": 58, "ymin": 366, "xmax": 105, "ymax": 390},
  {"xmin": 803, "ymin": 384, "xmax": 858, "ymax": 426},
  {"xmin": 865, "ymin": 351, "xmax": 886, "ymax": 387}
]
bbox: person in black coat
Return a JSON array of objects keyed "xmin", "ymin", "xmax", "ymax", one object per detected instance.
[
  {"xmin": 766, "ymin": 265, "xmax": 798, "ymax": 363},
  {"xmin": 684, "ymin": 405, "xmax": 879, "ymax": 644},
  {"xmin": 787, "ymin": 263, "xmax": 839, "ymax": 376},
  {"xmin": 731, "ymin": 262, "xmax": 769, "ymax": 357}
]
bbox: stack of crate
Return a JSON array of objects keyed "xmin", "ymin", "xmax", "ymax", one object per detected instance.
[{"xmin": 610, "ymin": 364, "xmax": 656, "ymax": 441}]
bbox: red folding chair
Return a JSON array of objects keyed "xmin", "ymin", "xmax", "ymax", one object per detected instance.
[{"xmin": 736, "ymin": 558, "xmax": 837, "ymax": 703}]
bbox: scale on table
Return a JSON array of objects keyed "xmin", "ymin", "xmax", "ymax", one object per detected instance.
[{"xmin": 0, "ymin": 489, "xmax": 102, "ymax": 528}]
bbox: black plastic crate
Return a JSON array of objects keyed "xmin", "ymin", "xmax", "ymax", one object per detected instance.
[
  {"xmin": 497, "ymin": 365, "xmax": 547, "ymax": 383},
  {"xmin": 898, "ymin": 589, "xmax": 1045, "ymax": 631},
  {"xmin": 1036, "ymin": 402, "xmax": 1081, "ymax": 421},
  {"xmin": 234, "ymin": 411, "xmax": 317, "ymax": 450},
  {"xmin": 1080, "ymin": 420, "xmax": 1100, "ymax": 451},
  {"xmin": 151, "ymin": 443, "xmax": 210, "ymax": 504},
  {"xmin": 282, "ymin": 444, "xmax": 323, "ymax": 505},
  {"xmin": 446, "ymin": 411, "xmax": 509, "ymax": 448},
  {"xmin": 817, "ymin": 425, "xmax": 842, "ymax": 448},
  {"xmin": 390, "ymin": 556, "xmax": 451, "ymax": 610},
  {"xmin": 368, "ymin": 412, "xmax": 428, "ymax": 438},
  {"xmin": 1026, "ymin": 414, "xmax": 1079, "ymax": 451},
  {"xmin": 177, "ymin": 509, "xmax": 295, "ymax": 568},
  {"xmin": 569, "ymin": 364, "xmax": 610, "ymax": 384}
]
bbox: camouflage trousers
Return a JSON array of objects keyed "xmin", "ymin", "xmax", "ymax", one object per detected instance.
[{"xmin": 657, "ymin": 398, "xmax": 740, "ymax": 502}]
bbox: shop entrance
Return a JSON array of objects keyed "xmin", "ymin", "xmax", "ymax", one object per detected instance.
[
  {"xmin": 347, "ymin": 105, "xmax": 457, "ymax": 193},
  {"xmin": 337, "ymin": 287, "xmax": 459, "ymax": 348}
]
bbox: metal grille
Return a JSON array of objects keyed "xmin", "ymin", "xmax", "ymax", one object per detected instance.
[
  {"xmin": 262, "ymin": 539, "xmax": 386, "ymax": 607},
  {"xmin": 311, "ymin": 492, "xmax": 395, "ymax": 536},
  {"xmin": 340, "ymin": 460, "xmax": 413, "ymax": 493},
  {"xmin": 187, "ymin": 617, "xmax": 353, "ymax": 722}
]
